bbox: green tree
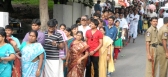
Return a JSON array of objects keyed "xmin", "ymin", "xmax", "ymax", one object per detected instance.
[{"xmin": 0, "ymin": 0, "xmax": 14, "ymax": 13}]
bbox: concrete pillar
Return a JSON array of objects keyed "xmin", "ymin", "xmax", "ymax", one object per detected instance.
[
  {"xmin": 53, "ymin": 4, "xmax": 73, "ymax": 27},
  {"xmin": 67, "ymin": 2, "xmax": 82, "ymax": 24},
  {"xmin": 81, "ymin": 5, "xmax": 91, "ymax": 17}
]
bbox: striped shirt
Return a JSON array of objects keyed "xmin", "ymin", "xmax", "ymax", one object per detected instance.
[
  {"xmin": 56, "ymin": 30, "xmax": 68, "ymax": 58},
  {"xmin": 44, "ymin": 31, "xmax": 64, "ymax": 60}
]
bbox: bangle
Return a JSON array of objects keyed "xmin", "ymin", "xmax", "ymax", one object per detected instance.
[{"xmin": 37, "ymin": 69, "xmax": 40, "ymax": 71}]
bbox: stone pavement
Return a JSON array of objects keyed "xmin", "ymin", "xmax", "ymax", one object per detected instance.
[{"xmin": 111, "ymin": 35, "xmax": 146, "ymax": 77}]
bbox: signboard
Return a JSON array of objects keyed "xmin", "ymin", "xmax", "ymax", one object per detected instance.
[{"xmin": 0, "ymin": 12, "xmax": 9, "ymax": 28}]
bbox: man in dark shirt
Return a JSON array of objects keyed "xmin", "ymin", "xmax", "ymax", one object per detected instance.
[
  {"xmin": 94, "ymin": 1, "xmax": 102, "ymax": 14},
  {"xmin": 43, "ymin": 19, "xmax": 64, "ymax": 77}
]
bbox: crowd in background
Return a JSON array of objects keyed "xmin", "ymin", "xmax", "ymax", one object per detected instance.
[{"xmin": 0, "ymin": 0, "xmax": 167, "ymax": 77}]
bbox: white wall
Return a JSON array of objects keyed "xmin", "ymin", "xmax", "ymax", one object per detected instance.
[{"xmin": 0, "ymin": 12, "xmax": 8, "ymax": 28}]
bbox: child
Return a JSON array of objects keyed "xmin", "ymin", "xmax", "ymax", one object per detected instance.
[{"xmin": 143, "ymin": 14, "xmax": 148, "ymax": 34}]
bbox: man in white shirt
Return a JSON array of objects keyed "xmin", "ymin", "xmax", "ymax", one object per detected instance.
[
  {"xmin": 78, "ymin": 15, "xmax": 91, "ymax": 39},
  {"xmin": 118, "ymin": 13, "xmax": 128, "ymax": 46},
  {"xmin": 157, "ymin": 14, "xmax": 164, "ymax": 30},
  {"xmin": 128, "ymin": 9, "xmax": 139, "ymax": 43},
  {"xmin": 118, "ymin": 13, "xmax": 128, "ymax": 29},
  {"xmin": 163, "ymin": 10, "xmax": 168, "ymax": 18},
  {"xmin": 147, "ymin": 9, "xmax": 157, "ymax": 18}
]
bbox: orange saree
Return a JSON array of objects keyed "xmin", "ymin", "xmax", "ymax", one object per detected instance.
[
  {"xmin": 12, "ymin": 56, "xmax": 21, "ymax": 77},
  {"xmin": 67, "ymin": 41, "xmax": 89, "ymax": 77}
]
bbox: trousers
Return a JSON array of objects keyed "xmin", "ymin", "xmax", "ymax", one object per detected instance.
[
  {"xmin": 157, "ymin": 45, "xmax": 168, "ymax": 77},
  {"xmin": 85, "ymin": 56, "xmax": 99, "ymax": 77},
  {"xmin": 145, "ymin": 46, "xmax": 159, "ymax": 77}
]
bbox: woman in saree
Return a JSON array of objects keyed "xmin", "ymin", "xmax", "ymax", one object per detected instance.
[
  {"xmin": 114, "ymin": 20, "xmax": 123, "ymax": 62},
  {"xmin": 0, "ymin": 31, "xmax": 16, "ymax": 77},
  {"xmin": 64, "ymin": 27, "xmax": 74, "ymax": 49},
  {"xmin": 64, "ymin": 27, "xmax": 74, "ymax": 77},
  {"xmin": 20, "ymin": 30, "xmax": 46, "ymax": 77},
  {"xmin": 66, "ymin": 31, "xmax": 89, "ymax": 77},
  {"xmin": 99, "ymin": 27, "xmax": 115, "ymax": 77}
]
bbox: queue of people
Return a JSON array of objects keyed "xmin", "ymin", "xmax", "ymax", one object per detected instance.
[{"xmin": 0, "ymin": 0, "xmax": 160, "ymax": 77}]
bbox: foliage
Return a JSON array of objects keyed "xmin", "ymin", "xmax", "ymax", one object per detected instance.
[
  {"xmin": 82, "ymin": 0, "xmax": 94, "ymax": 8},
  {"xmin": 12, "ymin": 0, "xmax": 54, "ymax": 9}
]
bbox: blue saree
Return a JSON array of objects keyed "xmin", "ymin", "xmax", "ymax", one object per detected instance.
[
  {"xmin": 0, "ymin": 43, "xmax": 15, "ymax": 77},
  {"xmin": 20, "ymin": 42, "xmax": 46, "ymax": 77}
]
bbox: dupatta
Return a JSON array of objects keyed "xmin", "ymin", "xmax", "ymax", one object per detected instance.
[{"xmin": 99, "ymin": 36, "xmax": 115, "ymax": 72}]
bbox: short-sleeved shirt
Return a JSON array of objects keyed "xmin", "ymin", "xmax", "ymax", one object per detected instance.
[
  {"xmin": 11, "ymin": 35, "xmax": 20, "ymax": 49},
  {"xmin": 78, "ymin": 25, "xmax": 90, "ymax": 39},
  {"xmin": 22, "ymin": 30, "xmax": 45, "ymax": 45},
  {"xmin": 86, "ymin": 29, "xmax": 103, "ymax": 56},
  {"xmin": 43, "ymin": 31, "xmax": 64, "ymax": 60},
  {"xmin": 56, "ymin": 30, "xmax": 68, "ymax": 58},
  {"xmin": 145, "ymin": 26, "xmax": 158, "ymax": 44},
  {"xmin": 157, "ymin": 25, "xmax": 168, "ymax": 43},
  {"xmin": 105, "ymin": 26, "xmax": 118, "ymax": 41},
  {"xmin": 117, "ymin": 18, "xmax": 128, "ymax": 29}
]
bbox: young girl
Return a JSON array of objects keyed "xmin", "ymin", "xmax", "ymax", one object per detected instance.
[
  {"xmin": 143, "ymin": 14, "xmax": 148, "ymax": 34},
  {"xmin": 59, "ymin": 24, "xmax": 66, "ymax": 31},
  {"xmin": 114, "ymin": 20, "xmax": 123, "ymax": 62}
]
